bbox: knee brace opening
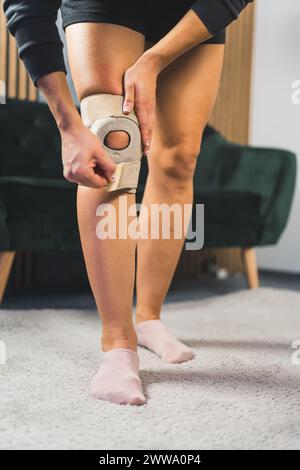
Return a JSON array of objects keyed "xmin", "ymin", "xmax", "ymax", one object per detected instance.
[{"xmin": 104, "ymin": 130, "xmax": 131, "ymax": 151}]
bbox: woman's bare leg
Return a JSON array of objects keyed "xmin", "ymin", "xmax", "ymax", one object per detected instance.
[
  {"xmin": 66, "ymin": 23, "xmax": 146, "ymax": 404},
  {"xmin": 66, "ymin": 23, "xmax": 144, "ymax": 352},
  {"xmin": 136, "ymin": 44, "xmax": 224, "ymax": 362}
]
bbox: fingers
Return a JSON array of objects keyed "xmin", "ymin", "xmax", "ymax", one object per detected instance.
[
  {"xmin": 84, "ymin": 168, "xmax": 111, "ymax": 188},
  {"xmin": 95, "ymin": 151, "xmax": 116, "ymax": 182},
  {"xmin": 123, "ymin": 79, "xmax": 135, "ymax": 114},
  {"xmin": 123, "ymin": 69, "xmax": 155, "ymax": 156},
  {"xmin": 135, "ymin": 104, "xmax": 154, "ymax": 156},
  {"xmin": 63, "ymin": 161, "xmax": 111, "ymax": 189}
]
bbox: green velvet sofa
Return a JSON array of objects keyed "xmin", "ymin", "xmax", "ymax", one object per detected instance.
[{"xmin": 0, "ymin": 99, "xmax": 296, "ymax": 301}]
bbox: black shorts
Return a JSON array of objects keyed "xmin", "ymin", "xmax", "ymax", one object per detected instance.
[{"xmin": 61, "ymin": 0, "xmax": 226, "ymax": 45}]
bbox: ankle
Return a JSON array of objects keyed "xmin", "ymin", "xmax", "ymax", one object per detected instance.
[
  {"xmin": 135, "ymin": 311, "xmax": 161, "ymax": 324},
  {"xmin": 101, "ymin": 328, "xmax": 137, "ymax": 352}
]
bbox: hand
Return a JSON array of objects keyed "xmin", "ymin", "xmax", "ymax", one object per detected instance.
[
  {"xmin": 123, "ymin": 53, "xmax": 159, "ymax": 156},
  {"xmin": 61, "ymin": 123, "xmax": 116, "ymax": 188}
]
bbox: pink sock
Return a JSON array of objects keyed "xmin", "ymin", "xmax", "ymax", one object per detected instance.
[
  {"xmin": 90, "ymin": 349, "xmax": 146, "ymax": 405},
  {"xmin": 136, "ymin": 319, "xmax": 195, "ymax": 364}
]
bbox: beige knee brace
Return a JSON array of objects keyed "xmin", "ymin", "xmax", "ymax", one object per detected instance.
[{"xmin": 80, "ymin": 94, "xmax": 142, "ymax": 193}]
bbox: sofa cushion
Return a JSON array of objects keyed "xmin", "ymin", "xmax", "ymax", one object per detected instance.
[
  {"xmin": 197, "ymin": 190, "xmax": 261, "ymax": 247},
  {"xmin": 0, "ymin": 177, "xmax": 79, "ymax": 250},
  {"xmin": 0, "ymin": 176, "xmax": 260, "ymax": 250}
]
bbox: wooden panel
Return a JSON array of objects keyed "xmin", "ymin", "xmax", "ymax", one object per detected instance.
[
  {"xmin": 210, "ymin": 3, "xmax": 255, "ymax": 144},
  {"xmin": 0, "ymin": 7, "xmax": 38, "ymax": 101},
  {"xmin": 0, "ymin": 10, "xmax": 8, "ymax": 85},
  {"xmin": 8, "ymin": 31, "xmax": 17, "ymax": 97},
  {"xmin": 18, "ymin": 60, "xmax": 28, "ymax": 100}
]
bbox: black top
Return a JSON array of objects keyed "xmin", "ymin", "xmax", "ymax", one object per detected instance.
[{"xmin": 3, "ymin": 0, "xmax": 253, "ymax": 85}]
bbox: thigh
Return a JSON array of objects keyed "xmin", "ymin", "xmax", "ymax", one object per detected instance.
[
  {"xmin": 152, "ymin": 44, "xmax": 225, "ymax": 153},
  {"xmin": 65, "ymin": 23, "xmax": 145, "ymax": 100}
]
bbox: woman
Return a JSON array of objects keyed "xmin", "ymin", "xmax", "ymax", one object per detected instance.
[{"xmin": 4, "ymin": 0, "xmax": 253, "ymax": 406}]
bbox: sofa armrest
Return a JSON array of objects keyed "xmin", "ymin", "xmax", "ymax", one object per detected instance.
[{"xmin": 196, "ymin": 133, "xmax": 297, "ymax": 245}]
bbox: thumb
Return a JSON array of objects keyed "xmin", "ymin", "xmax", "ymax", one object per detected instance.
[
  {"xmin": 95, "ymin": 151, "xmax": 116, "ymax": 182},
  {"xmin": 84, "ymin": 170, "xmax": 110, "ymax": 189},
  {"xmin": 123, "ymin": 80, "xmax": 135, "ymax": 115}
]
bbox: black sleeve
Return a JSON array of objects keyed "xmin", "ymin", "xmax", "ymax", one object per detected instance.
[
  {"xmin": 191, "ymin": 0, "xmax": 254, "ymax": 35},
  {"xmin": 3, "ymin": 0, "xmax": 66, "ymax": 86}
]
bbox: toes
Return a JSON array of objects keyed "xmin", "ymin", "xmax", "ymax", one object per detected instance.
[
  {"xmin": 90, "ymin": 375, "xmax": 146, "ymax": 405},
  {"xmin": 128, "ymin": 395, "xmax": 146, "ymax": 406},
  {"xmin": 163, "ymin": 348, "xmax": 195, "ymax": 364}
]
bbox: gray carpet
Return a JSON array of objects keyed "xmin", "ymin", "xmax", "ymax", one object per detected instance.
[{"xmin": 0, "ymin": 287, "xmax": 299, "ymax": 450}]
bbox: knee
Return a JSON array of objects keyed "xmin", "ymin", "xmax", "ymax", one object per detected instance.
[
  {"xmin": 104, "ymin": 131, "xmax": 130, "ymax": 151},
  {"xmin": 156, "ymin": 139, "xmax": 202, "ymax": 185},
  {"xmin": 79, "ymin": 79, "xmax": 131, "ymax": 151}
]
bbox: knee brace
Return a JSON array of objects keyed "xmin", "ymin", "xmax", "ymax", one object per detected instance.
[{"xmin": 80, "ymin": 94, "xmax": 142, "ymax": 193}]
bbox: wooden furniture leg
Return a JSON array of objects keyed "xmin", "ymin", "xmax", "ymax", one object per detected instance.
[
  {"xmin": 241, "ymin": 247, "xmax": 259, "ymax": 289},
  {"xmin": 0, "ymin": 251, "xmax": 16, "ymax": 304}
]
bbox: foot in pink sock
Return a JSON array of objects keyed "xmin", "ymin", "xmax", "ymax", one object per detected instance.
[
  {"xmin": 90, "ymin": 349, "xmax": 146, "ymax": 405},
  {"xmin": 136, "ymin": 319, "xmax": 195, "ymax": 364}
]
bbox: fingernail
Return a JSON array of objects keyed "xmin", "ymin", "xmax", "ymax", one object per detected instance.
[
  {"xmin": 123, "ymin": 105, "xmax": 131, "ymax": 113},
  {"xmin": 146, "ymin": 139, "xmax": 150, "ymax": 147}
]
